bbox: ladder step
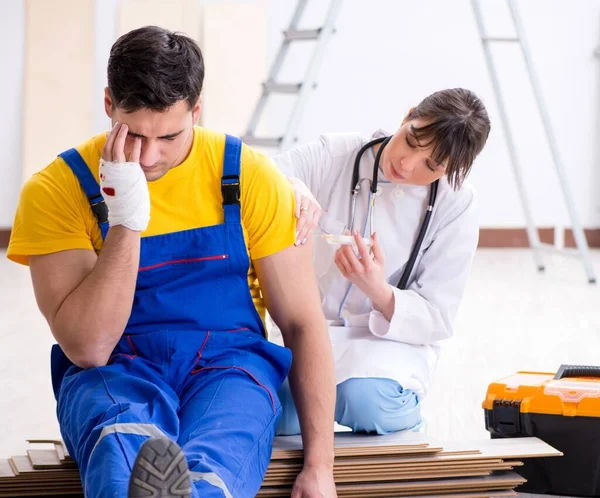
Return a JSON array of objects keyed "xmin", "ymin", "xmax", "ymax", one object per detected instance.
[
  {"xmin": 264, "ymin": 82, "xmax": 302, "ymax": 94},
  {"xmin": 284, "ymin": 28, "xmax": 321, "ymax": 41},
  {"xmin": 483, "ymin": 36, "xmax": 519, "ymax": 43},
  {"xmin": 243, "ymin": 136, "xmax": 283, "ymax": 148}
]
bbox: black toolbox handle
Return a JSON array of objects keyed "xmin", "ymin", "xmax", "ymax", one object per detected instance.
[{"xmin": 554, "ymin": 364, "xmax": 600, "ymax": 380}]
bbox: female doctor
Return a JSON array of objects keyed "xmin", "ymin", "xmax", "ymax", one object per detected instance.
[{"xmin": 272, "ymin": 88, "xmax": 491, "ymax": 435}]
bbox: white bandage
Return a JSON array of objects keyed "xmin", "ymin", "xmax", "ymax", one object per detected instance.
[{"xmin": 99, "ymin": 159, "xmax": 151, "ymax": 232}]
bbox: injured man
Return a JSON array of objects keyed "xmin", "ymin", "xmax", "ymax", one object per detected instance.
[
  {"xmin": 7, "ymin": 26, "xmax": 337, "ymax": 498},
  {"xmin": 273, "ymin": 88, "xmax": 491, "ymax": 436}
]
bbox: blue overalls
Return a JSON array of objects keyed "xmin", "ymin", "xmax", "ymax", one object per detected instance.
[{"xmin": 51, "ymin": 135, "xmax": 292, "ymax": 498}]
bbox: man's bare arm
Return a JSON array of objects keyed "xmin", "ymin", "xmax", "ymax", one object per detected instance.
[
  {"xmin": 30, "ymin": 226, "xmax": 140, "ymax": 369},
  {"xmin": 29, "ymin": 123, "xmax": 148, "ymax": 369},
  {"xmin": 255, "ymin": 241, "xmax": 336, "ymax": 471}
]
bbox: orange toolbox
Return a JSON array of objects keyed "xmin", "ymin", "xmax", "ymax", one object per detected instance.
[{"xmin": 483, "ymin": 365, "xmax": 600, "ymax": 496}]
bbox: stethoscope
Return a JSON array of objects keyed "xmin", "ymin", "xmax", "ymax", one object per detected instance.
[{"xmin": 337, "ymin": 136, "xmax": 439, "ymax": 319}]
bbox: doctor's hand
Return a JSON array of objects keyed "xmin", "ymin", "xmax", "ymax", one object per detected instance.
[
  {"xmin": 288, "ymin": 176, "xmax": 322, "ymax": 246},
  {"xmin": 291, "ymin": 466, "xmax": 337, "ymax": 498},
  {"xmin": 334, "ymin": 231, "xmax": 395, "ymax": 320}
]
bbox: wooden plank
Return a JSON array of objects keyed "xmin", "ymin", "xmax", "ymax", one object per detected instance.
[
  {"xmin": 435, "ymin": 437, "xmax": 562, "ymax": 459},
  {"xmin": 343, "ymin": 490, "xmax": 517, "ymax": 498},
  {"xmin": 118, "ymin": 0, "xmax": 201, "ymax": 41},
  {"xmin": 272, "ymin": 445, "xmax": 445, "ymax": 461},
  {"xmin": 8, "ymin": 436, "xmax": 555, "ymax": 498},
  {"xmin": 27, "ymin": 450, "xmax": 62, "ymax": 469},
  {"xmin": 0, "ymin": 484, "xmax": 82, "ymax": 493},
  {"xmin": 265, "ymin": 469, "xmax": 494, "ymax": 486},
  {"xmin": 257, "ymin": 489, "xmax": 518, "ymax": 498},
  {"xmin": 0, "ymin": 482, "xmax": 82, "ymax": 491},
  {"xmin": 26, "ymin": 440, "xmax": 63, "ymax": 445},
  {"xmin": 9, "ymin": 457, "xmax": 34, "ymax": 474},
  {"xmin": 264, "ymin": 462, "xmax": 523, "ymax": 486},
  {"xmin": 273, "ymin": 431, "xmax": 429, "ymax": 452},
  {"xmin": 272, "ymin": 435, "xmax": 559, "ymax": 461},
  {"xmin": 0, "ymin": 483, "xmax": 81, "ymax": 490},
  {"xmin": 200, "ymin": 2, "xmax": 267, "ymax": 135},
  {"xmin": 53, "ymin": 444, "xmax": 65, "ymax": 462},
  {"xmin": 264, "ymin": 461, "xmax": 522, "ymax": 482},
  {"xmin": 22, "ymin": 0, "xmax": 94, "ymax": 180},
  {"xmin": 267, "ymin": 457, "xmax": 506, "ymax": 472},
  {"xmin": 0, "ymin": 490, "xmax": 83, "ymax": 498},
  {"xmin": 0, "ymin": 461, "xmax": 14, "ymax": 479},
  {"xmin": 258, "ymin": 471, "xmax": 525, "ymax": 496},
  {"xmin": 337, "ymin": 489, "xmax": 518, "ymax": 498}
]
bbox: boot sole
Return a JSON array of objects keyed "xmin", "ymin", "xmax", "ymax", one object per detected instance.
[{"xmin": 128, "ymin": 436, "xmax": 192, "ymax": 498}]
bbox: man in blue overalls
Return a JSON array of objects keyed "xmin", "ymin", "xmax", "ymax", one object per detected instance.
[{"xmin": 7, "ymin": 26, "xmax": 337, "ymax": 498}]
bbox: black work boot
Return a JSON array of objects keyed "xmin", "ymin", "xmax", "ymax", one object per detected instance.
[{"xmin": 128, "ymin": 437, "xmax": 192, "ymax": 498}]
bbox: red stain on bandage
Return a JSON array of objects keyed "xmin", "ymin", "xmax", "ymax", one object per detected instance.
[{"xmin": 102, "ymin": 187, "xmax": 115, "ymax": 196}]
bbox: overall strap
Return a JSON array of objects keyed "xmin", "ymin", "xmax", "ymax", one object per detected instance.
[
  {"xmin": 59, "ymin": 148, "xmax": 109, "ymax": 240},
  {"xmin": 221, "ymin": 135, "xmax": 242, "ymax": 224}
]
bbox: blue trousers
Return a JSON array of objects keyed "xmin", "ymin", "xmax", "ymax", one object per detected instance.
[
  {"xmin": 276, "ymin": 377, "xmax": 421, "ymax": 436},
  {"xmin": 55, "ymin": 330, "xmax": 290, "ymax": 498}
]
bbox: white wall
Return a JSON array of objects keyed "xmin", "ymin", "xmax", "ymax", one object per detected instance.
[
  {"xmin": 2, "ymin": 0, "xmax": 600, "ymax": 229},
  {"xmin": 0, "ymin": 1, "xmax": 24, "ymax": 228},
  {"xmin": 22, "ymin": 0, "xmax": 96, "ymax": 181},
  {"xmin": 258, "ymin": 0, "xmax": 600, "ymax": 228}
]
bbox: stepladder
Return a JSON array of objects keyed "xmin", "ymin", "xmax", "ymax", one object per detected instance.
[
  {"xmin": 243, "ymin": 0, "xmax": 344, "ymax": 151},
  {"xmin": 471, "ymin": 0, "xmax": 596, "ymax": 283},
  {"xmin": 244, "ymin": 0, "xmax": 597, "ymax": 283}
]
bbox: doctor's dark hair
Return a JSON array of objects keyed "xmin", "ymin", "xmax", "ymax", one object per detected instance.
[
  {"xmin": 107, "ymin": 26, "xmax": 204, "ymax": 113},
  {"xmin": 405, "ymin": 88, "xmax": 491, "ymax": 190}
]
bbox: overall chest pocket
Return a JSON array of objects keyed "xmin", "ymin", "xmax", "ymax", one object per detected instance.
[{"xmin": 136, "ymin": 252, "xmax": 230, "ymax": 289}]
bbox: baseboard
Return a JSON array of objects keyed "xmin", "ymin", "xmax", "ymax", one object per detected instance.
[
  {"xmin": 478, "ymin": 228, "xmax": 600, "ymax": 248},
  {"xmin": 0, "ymin": 229, "xmax": 9, "ymax": 249},
  {"xmin": 1, "ymin": 228, "xmax": 599, "ymax": 249}
]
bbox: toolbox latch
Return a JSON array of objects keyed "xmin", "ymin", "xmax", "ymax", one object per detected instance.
[{"xmin": 491, "ymin": 399, "xmax": 522, "ymax": 436}]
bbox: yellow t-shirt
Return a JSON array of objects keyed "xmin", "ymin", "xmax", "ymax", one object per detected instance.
[{"xmin": 7, "ymin": 126, "xmax": 296, "ymax": 322}]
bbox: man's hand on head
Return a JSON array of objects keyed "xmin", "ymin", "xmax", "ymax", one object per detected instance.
[{"xmin": 99, "ymin": 122, "xmax": 150, "ymax": 232}]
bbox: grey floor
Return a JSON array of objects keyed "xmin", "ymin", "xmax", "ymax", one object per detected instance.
[{"xmin": 2, "ymin": 248, "xmax": 597, "ymax": 498}]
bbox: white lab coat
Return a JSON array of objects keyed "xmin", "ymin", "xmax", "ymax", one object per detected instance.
[{"xmin": 271, "ymin": 130, "xmax": 480, "ymax": 399}]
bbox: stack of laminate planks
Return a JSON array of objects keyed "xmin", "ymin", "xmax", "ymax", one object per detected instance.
[{"xmin": 0, "ymin": 432, "xmax": 561, "ymax": 497}]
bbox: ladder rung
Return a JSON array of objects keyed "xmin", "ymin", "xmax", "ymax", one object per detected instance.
[
  {"xmin": 284, "ymin": 28, "xmax": 321, "ymax": 41},
  {"xmin": 263, "ymin": 82, "xmax": 302, "ymax": 94},
  {"xmin": 483, "ymin": 36, "xmax": 519, "ymax": 43},
  {"xmin": 243, "ymin": 136, "xmax": 283, "ymax": 148}
]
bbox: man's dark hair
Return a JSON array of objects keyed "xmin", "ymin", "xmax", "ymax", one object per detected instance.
[
  {"xmin": 406, "ymin": 88, "xmax": 491, "ymax": 189},
  {"xmin": 107, "ymin": 25, "xmax": 204, "ymax": 113}
]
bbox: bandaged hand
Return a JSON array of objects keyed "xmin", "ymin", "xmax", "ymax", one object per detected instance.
[{"xmin": 99, "ymin": 122, "xmax": 150, "ymax": 232}]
